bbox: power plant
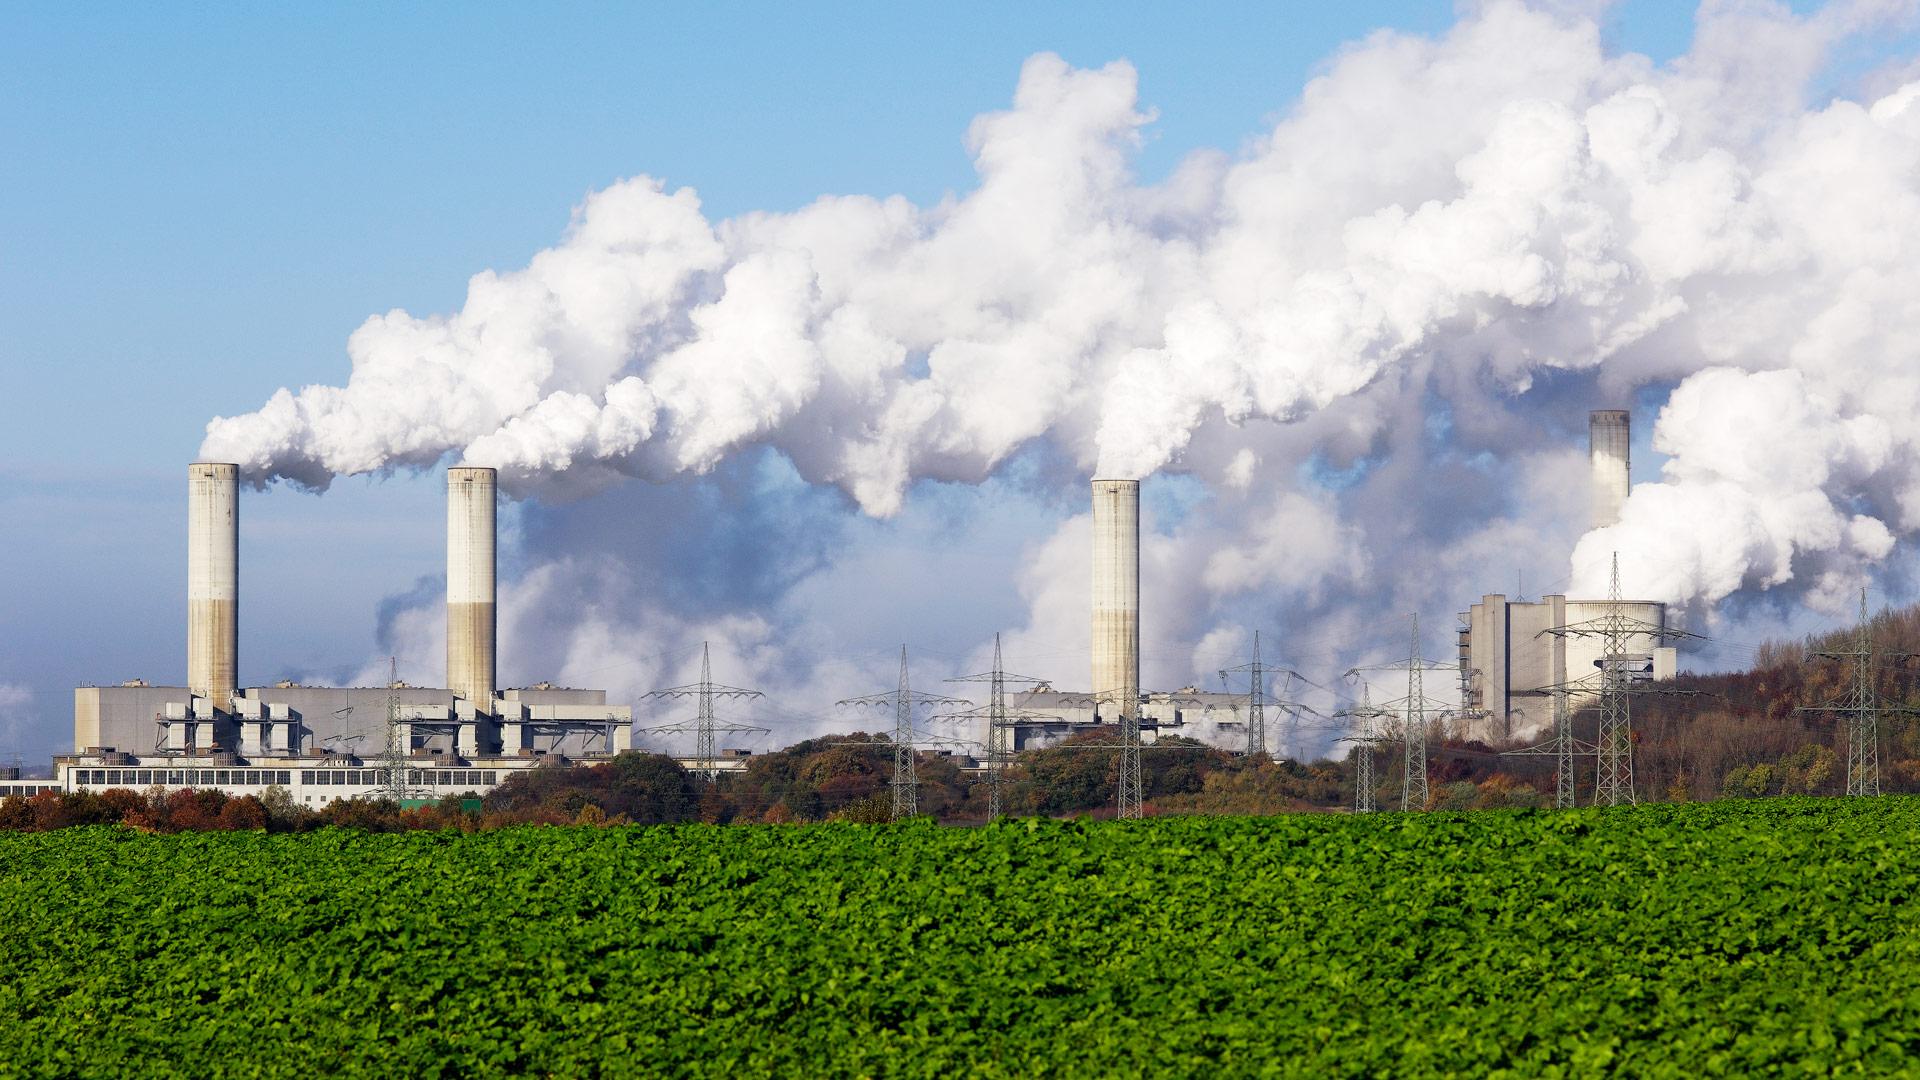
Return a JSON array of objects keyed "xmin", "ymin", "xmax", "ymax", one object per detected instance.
[
  {"xmin": 1001, "ymin": 478, "xmax": 1267, "ymax": 754},
  {"xmin": 53, "ymin": 463, "xmax": 631, "ymax": 806},
  {"xmin": 1457, "ymin": 411, "xmax": 1678, "ymax": 742},
  {"xmin": 1, "ymin": 404, "xmax": 1685, "ymax": 803}
]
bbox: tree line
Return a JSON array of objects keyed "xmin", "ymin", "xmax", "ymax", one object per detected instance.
[{"xmin": 8, "ymin": 602, "xmax": 1920, "ymax": 830}]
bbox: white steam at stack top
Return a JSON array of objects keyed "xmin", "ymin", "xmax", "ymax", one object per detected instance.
[
  {"xmin": 447, "ymin": 467, "xmax": 497, "ymax": 707},
  {"xmin": 1091, "ymin": 479, "xmax": 1140, "ymax": 714},
  {"xmin": 198, "ymin": 3, "xmax": 1920, "ymax": 617},
  {"xmin": 1589, "ymin": 410, "xmax": 1630, "ymax": 530},
  {"xmin": 187, "ymin": 462, "xmax": 238, "ymax": 711}
]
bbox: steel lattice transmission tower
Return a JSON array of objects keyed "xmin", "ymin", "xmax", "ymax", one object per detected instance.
[
  {"xmin": 891, "ymin": 651, "xmax": 917, "ymax": 818},
  {"xmin": 382, "ymin": 657, "xmax": 407, "ymax": 804},
  {"xmin": 1503, "ymin": 684, "xmax": 1593, "ymax": 809},
  {"xmin": 1337, "ymin": 684, "xmax": 1393, "ymax": 814},
  {"xmin": 1219, "ymin": 631, "xmax": 1269, "ymax": 757},
  {"xmin": 940, "ymin": 634, "xmax": 1053, "ymax": 821},
  {"xmin": 1403, "ymin": 615, "xmax": 1430, "ymax": 811},
  {"xmin": 1593, "ymin": 558, "xmax": 1635, "ymax": 804},
  {"xmin": 1354, "ymin": 724, "xmax": 1375, "ymax": 812},
  {"xmin": 640, "ymin": 643, "xmax": 769, "ymax": 781},
  {"xmin": 1346, "ymin": 615, "xmax": 1454, "ymax": 813},
  {"xmin": 838, "ymin": 647, "xmax": 969, "ymax": 820},
  {"xmin": 1041, "ymin": 688, "xmax": 1214, "ymax": 821},
  {"xmin": 1220, "ymin": 635, "xmax": 1320, "ymax": 760},
  {"xmin": 1801, "ymin": 588, "xmax": 1916, "ymax": 797},
  {"xmin": 1116, "ymin": 704, "xmax": 1144, "ymax": 820},
  {"xmin": 1071, "ymin": 678, "xmax": 1155, "ymax": 820},
  {"xmin": 1079, "ymin": 677, "xmax": 1149, "ymax": 820},
  {"xmin": 1552, "ymin": 690, "xmax": 1577, "ymax": 808},
  {"xmin": 1540, "ymin": 553, "xmax": 1698, "ymax": 807}
]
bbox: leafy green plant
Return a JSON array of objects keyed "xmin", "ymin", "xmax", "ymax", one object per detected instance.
[{"xmin": 5, "ymin": 799, "xmax": 1920, "ymax": 1076}]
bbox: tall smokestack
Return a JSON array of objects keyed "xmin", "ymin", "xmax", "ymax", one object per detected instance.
[
  {"xmin": 1589, "ymin": 410, "xmax": 1630, "ymax": 529},
  {"xmin": 187, "ymin": 462, "xmax": 238, "ymax": 711},
  {"xmin": 447, "ymin": 466, "xmax": 497, "ymax": 708},
  {"xmin": 1091, "ymin": 479, "xmax": 1140, "ymax": 718}
]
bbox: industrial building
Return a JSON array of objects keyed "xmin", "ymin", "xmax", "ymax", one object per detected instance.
[
  {"xmin": 19, "ymin": 463, "xmax": 633, "ymax": 805},
  {"xmin": 1457, "ymin": 411, "xmax": 1679, "ymax": 742},
  {"xmin": 1006, "ymin": 685, "xmax": 1273, "ymax": 750},
  {"xmin": 984, "ymin": 479, "xmax": 1269, "ymax": 753},
  {"xmin": 1, "ymin": 408, "xmax": 1677, "ymax": 803}
]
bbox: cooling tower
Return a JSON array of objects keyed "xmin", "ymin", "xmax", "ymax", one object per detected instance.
[
  {"xmin": 187, "ymin": 462, "xmax": 239, "ymax": 711},
  {"xmin": 447, "ymin": 467, "xmax": 497, "ymax": 709},
  {"xmin": 1091, "ymin": 479, "xmax": 1140, "ymax": 719},
  {"xmin": 1589, "ymin": 410, "xmax": 1630, "ymax": 529}
]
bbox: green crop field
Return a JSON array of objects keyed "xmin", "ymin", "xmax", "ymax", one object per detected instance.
[{"xmin": 5, "ymin": 799, "xmax": 1920, "ymax": 1076}]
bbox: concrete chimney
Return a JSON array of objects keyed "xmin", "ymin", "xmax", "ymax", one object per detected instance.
[
  {"xmin": 1589, "ymin": 410, "xmax": 1630, "ymax": 529},
  {"xmin": 447, "ymin": 467, "xmax": 497, "ymax": 709},
  {"xmin": 1091, "ymin": 479, "xmax": 1140, "ymax": 719},
  {"xmin": 187, "ymin": 462, "xmax": 239, "ymax": 711}
]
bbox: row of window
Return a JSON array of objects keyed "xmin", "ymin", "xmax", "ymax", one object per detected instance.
[
  {"xmin": 67, "ymin": 767, "xmax": 505, "ymax": 790},
  {"xmin": 299, "ymin": 770, "xmax": 498, "ymax": 787},
  {"xmin": 0, "ymin": 784, "xmax": 60, "ymax": 798},
  {"xmin": 75, "ymin": 769, "xmax": 295, "ymax": 788}
]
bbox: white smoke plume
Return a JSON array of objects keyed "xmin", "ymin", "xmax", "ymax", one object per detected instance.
[
  {"xmin": 0, "ymin": 683, "xmax": 34, "ymax": 753},
  {"xmin": 206, "ymin": 1, "xmax": 1920, "ymax": 740}
]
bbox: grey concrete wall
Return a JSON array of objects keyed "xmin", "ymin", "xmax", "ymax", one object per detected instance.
[{"xmin": 73, "ymin": 685, "xmax": 189, "ymax": 754}]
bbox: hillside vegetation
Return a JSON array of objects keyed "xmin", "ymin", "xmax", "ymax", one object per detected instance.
[{"xmin": 6, "ymin": 801, "xmax": 1920, "ymax": 1076}]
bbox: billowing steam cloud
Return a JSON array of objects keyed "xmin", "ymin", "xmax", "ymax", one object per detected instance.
[
  {"xmin": 210, "ymin": 1, "xmax": 1920, "ymax": 745},
  {"xmin": 0, "ymin": 683, "xmax": 33, "ymax": 751}
]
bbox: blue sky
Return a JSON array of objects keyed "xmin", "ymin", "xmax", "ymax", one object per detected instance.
[{"xmin": 0, "ymin": 1, "xmax": 1881, "ymax": 765}]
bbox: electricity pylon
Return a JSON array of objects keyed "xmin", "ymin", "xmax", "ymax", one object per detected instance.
[
  {"xmin": 1346, "ymin": 614, "xmax": 1455, "ymax": 812},
  {"xmin": 1116, "ymin": 702, "xmax": 1144, "ymax": 819},
  {"xmin": 1542, "ymin": 553, "xmax": 1698, "ymax": 806},
  {"xmin": 1502, "ymin": 686, "xmax": 1595, "ymax": 809},
  {"xmin": 1219, "ymin": 631, "xmax": 1268, "ymax": 757},
  {"xmin": 1800, "ymin": 588, "xmax": 1916, "ymax": 796},
  {"xmin": 939, "ymin": 634, "xmax": 1054, "ymax": 821},
  {"xmin": 838, "ymin": 647, "xmax": 969, "ymax": 819},
  {"xmin": 1552, "ymin": 691, "xmax": 1576, "ymax": 807},
  {"xmin": 1337, "ymin": 682, "xmax": 1396, "ymax": 813},
  {"xmin": 1403, "ymin": 616, "xmax": 1429, "ymax": 810},
  {"xmin": 1043, "ymin": 687, "xmax": 1214, "ymax": 820},
  {"xmin": 640, "ymin": 642, "xmax": 770, "ymax": 781},
  {"xmin": 380, "ymin": 657, "xmax": 416, "ymax": 805},
  {"xmin": 1219, "ymin": 636, "xmax": 1321, "ymax": 760}
]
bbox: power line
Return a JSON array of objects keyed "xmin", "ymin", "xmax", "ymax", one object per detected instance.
[
  {"xmin": 940, "ymin": 633, "xmax": 1055, "ymax": 821},
  {"xmin": 837, "ymin": 646, "xmax": 969, "ymax": 820},
  {"xmin": 1346, "ymin": 616, "xmax": 1454, "ymax": 812},
  {"xmin": 640, "ymin": 643, "xmax": 769, "ymax": 782},
  {"xmin": 1219, "ymin": 631, "xmax": 1267, "ymax": 758},
  {"xmin": 1540, "ymin": 553, "xmax": 1700, "ymax": 806},
  {"xmin": 1800, "ymin": 588, "xmax": 1918, "ymax": 797},
  {"xmin": 1501, "ymin": 685, "xmax": 1595, "ymax": 809},
  {"xmin": 1336, "ymin": 683, "xmax": 1393, "ymax": 814},
  {"xmin": 1404, "ymin": 615, "xmax": 1429, "ymax": 812}
]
